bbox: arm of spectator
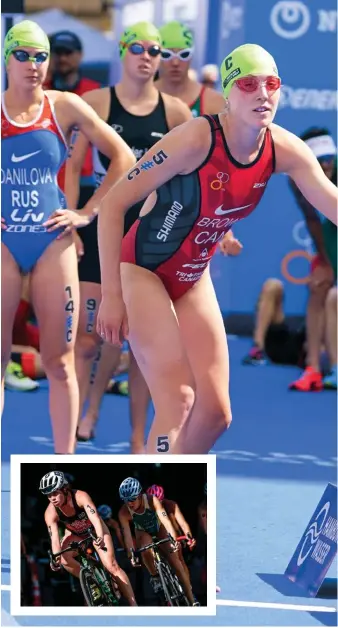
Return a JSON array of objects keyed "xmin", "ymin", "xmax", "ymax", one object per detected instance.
[{"xmin": 289, "ymin": 178, "xmax": 331, "ymax": 264}]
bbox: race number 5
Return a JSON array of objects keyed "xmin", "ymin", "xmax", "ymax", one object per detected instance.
[{"xmin": 157, "ymin": 436, "xmax": 169, "ymax": 453}]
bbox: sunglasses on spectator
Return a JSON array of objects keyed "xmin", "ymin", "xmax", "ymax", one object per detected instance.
[
  {"xmin": 161, "ymin": 48, "xmax": 193, "ymax": 61},
  {"xmin": 12, "ymin": 50, "xmax": 49, "ymax": 64},
  {"xmin": 235, "ymin": 75, "xmax": 281, "ymax": 93}
]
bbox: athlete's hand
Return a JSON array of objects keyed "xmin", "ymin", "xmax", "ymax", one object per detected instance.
[
  {"xmin": 219, "ymin": 231, "xmax": 243, "ymax": 256},
  {"xmin": 43, "ymin": 209, "xmax": 91, "ymax": 238},
  {"xmin": 1, "ymin": 217, "xmax": 7, "ymax": 230},
  {"xmin": 93, "ymin": 536, "xmax": 105, "ymax": 550},
  {"xmin": 50, "ymin": 556, "xmax": 61, "ymax": 571},
  {"xmin": 97, "ymin": 294, "xmax": 129, "ymax": 347},
  {"xmin": 170, "ymin": 539, "xmax": 179, "ymax": 553},
  {"xmin": 187, "ymin": 536, "xmax": 196, "ymax": 550},
  {"xmin": 73, "ymin": 231, "xmax": 84, "ymax": 261}
]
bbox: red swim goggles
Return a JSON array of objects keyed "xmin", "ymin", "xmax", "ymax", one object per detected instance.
[{"xmin": 235, "ymin": 75, "xmax": 281, "ymax": 93}]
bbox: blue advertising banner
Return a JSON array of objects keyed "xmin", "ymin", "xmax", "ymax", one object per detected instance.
[
  {"xmin": 209, "ymin": 0, "xmax": 337, "ymax": 317},
  {"xmin": 285, "ymin": 483, "xmax": 337, "ymax": 596}
]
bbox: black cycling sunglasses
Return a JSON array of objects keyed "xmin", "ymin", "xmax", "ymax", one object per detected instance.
[
  {"xmin": 128, "ymin": 43, "xmax": 161, "ymax": 57},
  {"xmin": 12, "ymin": 50, "xmax": 49, "ymax": 64}
]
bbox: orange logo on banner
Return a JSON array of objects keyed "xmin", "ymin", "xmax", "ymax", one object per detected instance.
[{"xmin": 281, "ymin": 250, "xmax": 312, "ymax": 285}]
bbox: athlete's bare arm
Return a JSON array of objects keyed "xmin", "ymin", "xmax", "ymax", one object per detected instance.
[
  {"xmin": 173, "ymin": 503, "xmax": 194, "ymax": 541},
  {"xmin": 44, "ymin": 504, "xmax": 62, "ymax": 555},
  {"xmin": 65, "ymin": 88, "xmax": 115, "ymax": 210},
  {"xmin": 162, "ymin": 93, "xmax": 192, "ymax": 128},
  {"xmin": 75, "ymin": 490, "xmax": 105, "ymax": 541},
  {"xmin": 98, "ymin": 116, "xmax": 211, "ymax": 298},
  {"xmin": 118, "ymin": 506, "xmax": 135, "ymax": 556},
  {"xmin": 203, "ymin": 87, "xmax": 226, "ymax": 115},
  {"xmin": 151, "ymin": 495, "xmax": 178, "ymax": 540},
  {"xmin": 57, "ymin": 91, "xmax": 135, "ymax": 218},
  {"xmin": 273, "ymin": 125, "xmax": 338, "ymax": 226}
]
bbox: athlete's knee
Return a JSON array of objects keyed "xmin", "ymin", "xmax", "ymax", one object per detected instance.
[
  {"xmin": 179, "ymin": 384, "xmax": 195, "ymax": 416},
  {"xmin": 106, "ymin": 558, "xmax": 121, "ymax": 577},
  {"xmin": 43, "ymin": 353, "xmax": 75, "ymax": 381},
  {"xmin": 262, "ymin": 278, "xmax": 284, "ymax": 300},
  {"xmin": 75, "ymin": 332, "xmax": 100, "ymax": 361}
]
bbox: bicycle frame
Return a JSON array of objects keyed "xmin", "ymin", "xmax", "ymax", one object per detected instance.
[{"xmin": 48, "ymin": 532, "xmax": 119, "ymax": 606}]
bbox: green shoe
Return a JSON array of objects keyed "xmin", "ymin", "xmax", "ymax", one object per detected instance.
[{"xmin": 5, "ymin": 361, "xmax": 39, "ymax": 392}]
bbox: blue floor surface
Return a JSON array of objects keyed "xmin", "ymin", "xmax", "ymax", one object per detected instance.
[{"xmin": 1, "ymin": 338, "xmax": 337, "ymax": 626}]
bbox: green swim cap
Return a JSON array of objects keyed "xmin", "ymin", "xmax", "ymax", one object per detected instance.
[
  {"xmin": 220, "ymin": 44, "xmax": 279, "ymax": 98},
  {"xmin": 159, "ymin": 21, "xmax": 194, "ymax": 49},
  {"xmin": 119, "ymin": 22, "xmax": 162, "ymax": 59},
  {"xmin": 4, "ymin": 20, "xmax": 50, "ymax": 65}
]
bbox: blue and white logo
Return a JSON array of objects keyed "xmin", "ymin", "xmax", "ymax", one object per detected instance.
[{"xmin": 270, "ymin": 1, "xmax": 311, "ymax": 39}]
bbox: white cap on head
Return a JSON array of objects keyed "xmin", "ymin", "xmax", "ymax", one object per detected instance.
[{"xmin": 305, "ymin": 135, "xmax": 337, "ymax": 159}]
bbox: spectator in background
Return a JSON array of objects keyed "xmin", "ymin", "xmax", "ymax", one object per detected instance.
[
  {"xmin": 200, "ymin": 64, "xmax": 219, "ymax": 90},
  {"xmin": 242, "ymin": 279, "xmax": 307, "ymax": 367},
  {"xmin": 243, "ymin": 129, "xmax": 337, "ymax": 389},
  {"xmin": 289, "ymin": 128, "xmax": 337, "ymax": 391}
]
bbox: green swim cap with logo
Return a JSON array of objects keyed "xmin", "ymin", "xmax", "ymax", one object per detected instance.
[
  {"xmin": 220, "ymin": 44, "xmax": 279, "ymax": 98},
  {"xmin": 119, "ymin": 22, "xmax": 162, "ymax": 59},
  {"xmin": 159, "ymin": 21, "xmax": 194, "ymax": 49},
  {"xmin": 4, "ymin": 20, "xmax": 50, "ymax": 65}
]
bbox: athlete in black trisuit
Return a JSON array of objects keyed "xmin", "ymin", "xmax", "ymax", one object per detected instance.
[
  {"xmin": 40, "ymin": 471, "xmax": 137, "ymax": 605},
  {"xmin": 66, "ymin": 21, "xmax": 191, "ymax": 452}
]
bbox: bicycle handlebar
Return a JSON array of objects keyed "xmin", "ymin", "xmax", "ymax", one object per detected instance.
[{"xmin": 48, "ymin": 530, "xmax": 107, "ymax": 564}]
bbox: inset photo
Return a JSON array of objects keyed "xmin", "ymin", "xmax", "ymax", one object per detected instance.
[{"xmin": 11, "ymin": 454, "xmax": 216, "ymax": 616}]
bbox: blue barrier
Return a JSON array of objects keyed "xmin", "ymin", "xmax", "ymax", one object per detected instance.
[{"xmin": 285, "ymin": 482, "xmax": 337, "ymax": 597}]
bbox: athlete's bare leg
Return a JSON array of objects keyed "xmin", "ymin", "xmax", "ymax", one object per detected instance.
[
  {"xmin": 128, "ymin": 350, "xmax": 151, "ymax": 454},
  {"xmin": 75, "ymin": 281, "xmax": 121, "ymax": 439},
  {"xmin": 121, "ymin": 263, "xmax": 195, "ymax": 455},
  {"xmin": 30, "ymin": 237, "xmax": 79, "ymax": 454},
  {"xmin": 79, "ymin": 340, "xmax": 121, "ymax": 439},
  {"xmin": 75, "ymin": 281, "xmax": 102, "ymax": 423},
  {"xmin": 325, "ymin": 286, "xmax": 337, "ymax": 366},
  {"xmin": 157, "ymin": 525, "xmax": 195, "ymax": 605},
  {"xmin": 172, "ymin": 268, "xmax": 232, "ymax": 453},
  {"xmin": 253, "ymin": 278, "xmax": 285, "ymax": 348},
  {"xmin": 306, "ymin": 278, "xmax": 331, "ymax": 371},
  {"xmin": 1, "ymin": 244, "xmax": 23, "ymax": 412}
]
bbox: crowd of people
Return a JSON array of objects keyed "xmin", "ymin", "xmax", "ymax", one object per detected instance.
[{"xmin": 2, "ymin": 18, "xmax": 337, "ymax": 455}]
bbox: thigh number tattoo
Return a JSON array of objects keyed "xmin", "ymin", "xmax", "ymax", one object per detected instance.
[
  {"xmin": 86, "ymin": 298, "xmax": 97, "ymax": 333},
  {"xmin": 65, "ymin": 286, "xmax": 75, "ymax": 343},
  {"xmin": 157, "ymin": 436, "xmax": 169, "ymax": 453}
]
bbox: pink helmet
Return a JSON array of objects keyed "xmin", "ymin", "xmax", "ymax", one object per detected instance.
[{"xmin": 146, "ymin": 484, "xmax": 164, "ymax": 501}]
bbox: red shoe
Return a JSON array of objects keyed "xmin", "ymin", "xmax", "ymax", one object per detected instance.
[{"xmin": 289, "ymin": 366, "xmax": 323, "ymax": 391}]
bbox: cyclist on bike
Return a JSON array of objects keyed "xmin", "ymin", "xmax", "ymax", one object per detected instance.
[
  {"xmin": 146, "ymin": 484, "xmax": 196, "ymax": 581},
  {"xmin": 40, "ymin": 471, "xmax": 137, "ymax": 606},
  {"xmin": 146, "ymin": 484, "xmax": 196, "ymax": 545},
  {"xmin": 118, "ymin": 477, "xmax": 198, "ymax": 605}
]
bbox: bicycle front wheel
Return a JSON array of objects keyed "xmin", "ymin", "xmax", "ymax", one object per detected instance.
[
  {"xmin": 157, "ymin": 561, "xmax": 181, "ymax": 606},
  {"xmin": 80, "ymin": 569, "xmax": 104, "ymax": 607}
]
